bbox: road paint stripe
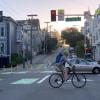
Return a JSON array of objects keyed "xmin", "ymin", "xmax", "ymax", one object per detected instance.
[
  {"xmin": 2, "ymin": 72, "xmax": 14, "ymax": 74},
  {"xmin": 37, "ymin": 75, "xmax": 50, "ymax": 84},
  {"xmin": 41, "ymin": 71, "xmax": 56, "ymax": 73},
  {"xmin": 97, "ymin": 74, "xmax": 100, "ymax": 76},
  {"xmin": 2, "ymin": 71, "xmax": 29, "ymax": 75},
  {"xmin": 0, "ymin": 79, "xmax": 3, "ymax": 81},
  {"xmin": 14, "ymin": 71, "xmax": 29, "ymax": 74},
  {"xmin": 11, "ymin": 78, "xmax": 39, "ymax": 84},
  {"xmin": 67, "ymin": 79, "xmax": 94, "ymax": 82}
]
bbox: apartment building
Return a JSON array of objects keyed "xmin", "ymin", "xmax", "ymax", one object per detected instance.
[
  {"xmin": 16, "ymin": 19, "xmax": 43, "ymax": 55},
  {"xmin": 92, "ymin": 5, "xmax": 100, "ymax": 61},
  {"xmin": 83, "ymin": 5, "xmax": 100, "ymax": 61},
  {"xmin": 0, "ymin": 16, "xmax": 21, "ymax": 66}
]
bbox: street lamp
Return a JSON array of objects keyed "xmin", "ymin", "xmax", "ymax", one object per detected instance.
[
  {"xmin": 44, "ymin": 22, "xmax": 50, "ymax": 32},
  {"xmin": 27, "ymin": 14, "xmax": 38, "ymax": 65}
]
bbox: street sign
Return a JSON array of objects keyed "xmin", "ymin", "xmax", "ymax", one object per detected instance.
[
  {"xmin": 95, "ymin": 9, "xmax": 100, "ymax": 14},
  {"xmin": 65, "ymin": 17, "xmax": 81, "ymax": 22},
  {"xmin": 58, "ymin": 9, "xmax": 64, "ymax": 21}
]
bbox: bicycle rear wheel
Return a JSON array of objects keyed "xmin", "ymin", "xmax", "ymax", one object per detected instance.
[
  {"xmin": 71, "ymin": 74, "xmax": 86, "ymax": 88},
  {"xmin": 49, "ymin": 73, "xmax": 64, "ymax": 88}
]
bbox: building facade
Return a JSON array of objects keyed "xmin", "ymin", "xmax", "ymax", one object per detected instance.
[
  {"xmin": 0, "ymin": 16, "xmax": 21, "ymax": 66},
  {"xmin": 92, "ymin": 5, "xmax": 100, "ymax": 61},
  {"xmin": 17, "ymin": 19, "xmax": 44, "ymax": 56},
  {"xmin": 83, "ymin": 5, "xmax": 100, "ymax": 61}
]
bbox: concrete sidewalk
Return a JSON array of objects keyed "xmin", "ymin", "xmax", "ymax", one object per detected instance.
[{"xmin": 0, "ymin": 53, "xmax": 54, "ymax": 73}]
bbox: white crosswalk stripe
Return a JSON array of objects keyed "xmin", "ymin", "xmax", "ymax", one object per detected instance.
[
  {"xmin": 67, "ymin": 79, "xmax": 94, "ymax": 82},
  {"xmin": 1, "ymin": 71, "xmax": 29, "ymax": 74},
  {"xmin": 37, "ymin": 75, "xmax": 50, "ymax": 84}
]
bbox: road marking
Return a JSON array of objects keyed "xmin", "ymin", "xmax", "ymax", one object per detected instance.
[
  {"xmin": 14, "ymin": 71, "xmax": 29, "ymax": 74},
  {"xmin": 2, "ymin": 72, "xmax": 14, "ymax": 74},
  {"xmin": 97, "ymin": 74, "xmax": 100, "ymax": 76},
  {"xmin": 11, "ymin": 78, "xmax": 39, "ymax": 84},
  {"xmin": 37, "ymin": 75, "xmax": 50, "ymax": 84},
  {"xmin": 0, "ymin": 79, "xmax": 3, "ymax": 81},
  {"xmin": 67, "ymin": 79, "xmax": 94, "ymax": 82},
  {"xmin": 2, "ymin": 71, "xmax": 29, "ymax": 75},
  {"xmin": 41, "ymin": 71, "xmax": 56, "ymax": 73}
]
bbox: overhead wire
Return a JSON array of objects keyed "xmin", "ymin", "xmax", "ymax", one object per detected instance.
[{"xmin": 0, "ymin": 0, "xmax": 24, "ymax": 20}]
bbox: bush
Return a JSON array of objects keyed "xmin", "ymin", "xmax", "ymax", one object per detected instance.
[
  {"xmin": 5, "ymin": 63, "xmax": 12, "ymax": 68},
  {"xmin": 11, "ymin": 53, "xmax": 24, "ymax": 66}
]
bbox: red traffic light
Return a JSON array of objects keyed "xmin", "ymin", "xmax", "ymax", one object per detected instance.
[
  {"xmin": 51, "ymin": 10, "xmax": 56, "ymax": 16},
  {"xmin": 51, "ymin": 10, "xmax": 56, "ymax": 21}
]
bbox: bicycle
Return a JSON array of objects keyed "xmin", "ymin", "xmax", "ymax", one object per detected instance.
[{"xmin": 49, "ymin": 62, "xmax": 87, "ymax": 88}]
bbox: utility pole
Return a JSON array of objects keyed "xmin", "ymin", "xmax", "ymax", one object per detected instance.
[
  {"xmin": 44, "ymin": 22, "xmax": 50, "ymax": 53},
  {"xmin": 44, "ymin": 22, "xmax": 50, "ymax": 32},
  {"xmin": 27, "ymin": 14, "xmax": 37, "ymax": 66}
]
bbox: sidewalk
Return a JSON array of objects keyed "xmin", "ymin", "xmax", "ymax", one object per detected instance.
[{"xmin": 0, "ymin": 53, "xmax": 53, "ymax": 73}]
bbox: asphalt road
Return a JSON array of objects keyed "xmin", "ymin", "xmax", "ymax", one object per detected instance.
[
  {"xmin": 0, "ymin": 67, "xmax": 100, "ymax": 100},
  {"xmin": 0, "ymin": 49, "xmax": 100, "ymax": 100}
]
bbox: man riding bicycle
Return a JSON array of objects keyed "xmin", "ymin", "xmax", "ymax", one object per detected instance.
[{"xmin": 55, "ymin": 49, "xmax": 69, "ymax": 80}]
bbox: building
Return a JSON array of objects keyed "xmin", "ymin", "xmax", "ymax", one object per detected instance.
[
  {"xmin": 83, "ymin": 5, "xmax": 100, "ymax": 61},
  {"xmin": 0, "ymin": 16, "xmax": 22, "ymax": 67},
  {"xmin": 17, "ymin": 19, "xmax": 43, "ymax": 56},
  {"xmin": 92, "ymin": 5, "xmax": 100, "ymax": 61}
]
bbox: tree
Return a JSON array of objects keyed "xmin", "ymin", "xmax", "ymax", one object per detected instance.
[
  {"xmin": 61, "ymin": 27, "xmax": 84, "ymax": 47},
  {"xmin": 52, "ymin": 30, "xmax": 61, "ymax": 47},
  {"xmin": 76, "ymin": 40, "xmax": 85, "ymax": 58},
  {"xmin": 46, "ymin": 36, "xmax": 57, "ymax": 53}
]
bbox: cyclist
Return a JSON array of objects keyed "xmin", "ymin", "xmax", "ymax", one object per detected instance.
[{"xmin": 55, "ymin": 49, "xmax": 69, "ymax": 80}]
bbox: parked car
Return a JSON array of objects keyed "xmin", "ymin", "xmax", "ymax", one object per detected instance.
[{"xmin": 65, "ymin": 58, "xmax": 100, "ymax": 74}]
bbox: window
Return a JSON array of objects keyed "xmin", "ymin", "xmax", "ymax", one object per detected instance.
[
  {"xmin": 93, "ymin": 36, "xmax": 95, "ymax": 43},
  {"xmin": 0, "ymin": 42, "xmax": 7, "ymax": 54},
  {"xmin": 96, "ymin": 32, "xmax": 98, "ymax": 40},
  {"xmin": 0, "ymin": 42, "xmax": 5, "ymax": 54},
  {"xmin": 79, "ymin": 60, "xmax": 88, "ymax": 65},
  {"xmin": 0, "ymin": 27, "xmax": 5, "ymax": 36},
  {"xmin": 97, "ymin": 14, "xmax": 100, "ymax": 19}
]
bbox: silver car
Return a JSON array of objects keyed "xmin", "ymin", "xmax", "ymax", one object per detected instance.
[{"xmin": 66, "ymin": 58, "xmax": 100, "ymax": 74}]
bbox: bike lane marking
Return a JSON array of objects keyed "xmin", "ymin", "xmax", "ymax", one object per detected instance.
[
  {"xmin": 11, "ymin": 78, "xmax": 39, "ymax": 84},
  {"xmin": 37, "ymin": 75, "xmax": 50, "ymax": 84}
]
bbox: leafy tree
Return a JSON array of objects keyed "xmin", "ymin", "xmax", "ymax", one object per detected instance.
[
  {"xmin": 61, "ymin": 27, "xmax": 84, "ymax": 47},
  {"xmin": 76, "ymin": 40, "xmax": 85, "ymax": 58},
  {"xmin": 46, "ymin": 35, "xmax": 57, "ymax": 53}
]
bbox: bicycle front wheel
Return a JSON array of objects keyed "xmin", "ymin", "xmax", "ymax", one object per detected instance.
[
  {"xmin": 71, "ymin": 74, "xmax": 86, "ymax": 88},
  {"xmin": 49, "ymin": 73, "xmax": 64, "ymax": 88}
]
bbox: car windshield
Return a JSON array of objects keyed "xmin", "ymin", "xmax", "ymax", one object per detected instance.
[
  {"xmin": 69, "ymin": 58, "xmax": 89, "ymax": 65},
  {"xmin": 79, "ymin": 60, "xmax": 89, "ymax": 65}
]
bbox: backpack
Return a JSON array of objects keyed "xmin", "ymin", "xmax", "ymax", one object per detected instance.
[{"xmin": 55, "ymin": 53, "xmax": 63, "ymax": 63}]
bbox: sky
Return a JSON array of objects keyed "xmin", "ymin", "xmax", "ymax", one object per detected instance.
[{"xmin": 0, "ymin": 0, "xmax": 100, "ymax": 32}]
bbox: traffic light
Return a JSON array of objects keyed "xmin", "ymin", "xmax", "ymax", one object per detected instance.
[
  {"xmin": 51, "ymin": 10, "xmax": 56, "ymax": 21},
  {"xmin": 0, "ymin": 11, "xmax": 3, "ymax": 22}
]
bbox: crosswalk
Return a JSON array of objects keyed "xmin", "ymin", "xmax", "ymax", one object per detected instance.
[
  {"xmin": 0, "ymin": 70, "xmax": 100, "ymax": 85},
  {"xmin": 1, "ymin": 71, "xmax": 30, "ymax": 75},
  {"xmin": 0, "ymin": 75, "xmax": 99, "ymax": 85}
]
